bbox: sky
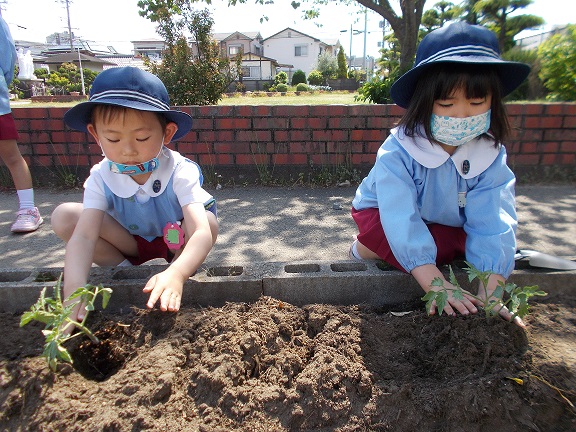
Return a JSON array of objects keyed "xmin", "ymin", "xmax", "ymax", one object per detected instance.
[{"xmin": 1, "ymin": 0, "xmax": 572, "ymax": 58}]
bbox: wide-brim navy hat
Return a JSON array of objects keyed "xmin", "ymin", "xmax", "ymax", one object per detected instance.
[
  {"xmin": 390, "ymin": 22, "xmax": 531, "ymax": 109},
  {"xmin": 64, "ymin": 66, "xmax": 192, "ymax": 141}
]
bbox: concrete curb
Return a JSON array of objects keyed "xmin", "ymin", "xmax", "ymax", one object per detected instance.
[{"xmin": 1, "ymin": 259, "xmax": 574, "ymax": 314}]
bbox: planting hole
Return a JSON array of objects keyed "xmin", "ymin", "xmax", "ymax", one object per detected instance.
[{"xmin": 71, "ymin": 322, "xmax": 135, "ymax": 382}]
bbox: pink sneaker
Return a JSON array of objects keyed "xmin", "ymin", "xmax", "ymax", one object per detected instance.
[{"xmin": 11, "ymin": 207, "xmax": 44, "ymax": 233}]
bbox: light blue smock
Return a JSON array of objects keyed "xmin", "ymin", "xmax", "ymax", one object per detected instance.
[{"xmin": 352, "ymin": 127, "xmax": 517, "ymax": 277}]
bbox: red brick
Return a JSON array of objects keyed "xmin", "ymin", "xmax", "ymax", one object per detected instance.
[
  {"xmin": 521, "ymin": 142, "xmax": 537, "ymax": 153},
  {"xmin": 560, "ymin": 153, "xmax": 575, "ymax": 164},
  {"xmin": 544, "ymin": 104, "xmax": 565, "ymax": 115},
  {"xmin": 513, "ymin": 154, "xmax": 540, "ymax": 165},
  {"xmin": 560, "ymin": 142, "xmax": 576, "ymax": 153},
  {"xmin": 541, "ymin": 154, "xmax": 559, "ymax": 165},
  {"xmin": 215, "ymin": 131, "xmax": 234, "ymax": 142},
  {"xmin": 236, "ymin": 130, "xmax": 272, "ymax": 142},
  {"xmin": 289, "ymin": 130, "xmax": 312, "ymax": 141},
  {"xmin": 252, "ymin": 118, "xmax": 289, "ymax": 129}
]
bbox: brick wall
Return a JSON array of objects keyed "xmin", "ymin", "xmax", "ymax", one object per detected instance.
[{"xmin": 10, "ymin": 103, "xmax": 576, "ymax": 186}]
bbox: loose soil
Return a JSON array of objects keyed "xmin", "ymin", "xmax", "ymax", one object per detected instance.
[{"xmin": 1, "ymin": 296, "xmax": 575, "ymax": 431}]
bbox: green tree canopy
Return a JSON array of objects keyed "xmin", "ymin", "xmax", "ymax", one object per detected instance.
[
  {"xmin": 138, "ymin": 0, "xmax": 239, "ymax": 105},
  {"xmin": 538, "ymin": 25, "xmax": 576, "ymax": 101}
]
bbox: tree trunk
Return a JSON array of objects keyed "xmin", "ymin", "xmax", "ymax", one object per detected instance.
[{"xmin": 356, "ymin": 0, "xmax": 427, "ymax": 72}]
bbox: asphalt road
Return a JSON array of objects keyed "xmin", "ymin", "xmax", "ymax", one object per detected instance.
[{"xmin": 1, "ymin": 184, "xmax": 575, "ymax": 269}]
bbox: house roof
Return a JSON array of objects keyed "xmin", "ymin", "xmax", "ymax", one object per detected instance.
[
  {"xmin": 40, "ymin": 52, "xmax": 117, "ymax": 65},
  {"xmin": 263, "ymin": 27, "xmax": 321, "ymax": 43},
  {"xmin": 213, "ymin": 31, "xmax": 262, "ymax": 42}
]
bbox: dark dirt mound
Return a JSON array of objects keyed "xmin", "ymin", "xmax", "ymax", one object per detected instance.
[{"xmin": 1, "ymin": 296, "xmax": 575, "ymax": 431}]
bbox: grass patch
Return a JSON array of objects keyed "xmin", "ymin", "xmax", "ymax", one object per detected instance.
[{"xmin": 11, "ymin": 91, "xmax": 368, "ymax": 108}]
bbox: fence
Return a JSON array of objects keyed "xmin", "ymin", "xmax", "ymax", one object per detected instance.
[{"xmin": 10, "ymin": 102, "xmax": 576, "ymax": 186}]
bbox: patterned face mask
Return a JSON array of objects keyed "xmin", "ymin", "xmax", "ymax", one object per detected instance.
[
  {"xmin": 101, "ymin": 138, "xmax": 164, "ymax": 176},
  {"xmin": 431, "ymin": 109, "xmax": 491, "ymax": 147}
]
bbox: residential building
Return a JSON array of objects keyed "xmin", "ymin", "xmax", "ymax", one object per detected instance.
[
  {"xmin": 263, "ymin": 27, "xmax": 342, "ymax": 80},
  {"xmin": 212, "ymin": 31, "xmax": 264, "ymax": 58}
]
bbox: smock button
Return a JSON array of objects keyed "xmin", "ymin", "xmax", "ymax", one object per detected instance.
[{"xmin": 462, "ymin": 160, "xmax": 470, "ymax": 175}]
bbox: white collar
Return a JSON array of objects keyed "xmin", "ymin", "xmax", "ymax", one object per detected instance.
[
  {"xmin": 99, "ymin": 147, "xmax": 178, "ymax": 198},
  {"xmin": 392, "ymin": 127, "xmax": 500, "ymax": 179}
]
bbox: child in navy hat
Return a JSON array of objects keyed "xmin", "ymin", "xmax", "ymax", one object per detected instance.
[
  {"xmin": 349, "ymin": 22, "xmax": 530, "ymax": 326},
  {"xmin": 52, "ymin": 67, "xmax": 218, "ymax": 322}
]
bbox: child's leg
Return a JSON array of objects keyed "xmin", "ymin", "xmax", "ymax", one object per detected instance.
[
  {"xmin": 172, "ymin": 208, "xmax": 219, "ymax": 261},
  {"xmin": 0, "ymin": 138, "xmax": 33, "ymax": 191},
  {"xmin": 51, "ymin": 203, "xmax": 139, "ymax": 266},
  {"xmin": 351, "ymin": 207, "xmax": 406, "ymax": 271}
]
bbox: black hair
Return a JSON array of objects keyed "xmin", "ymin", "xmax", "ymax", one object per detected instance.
[
  {"xmin": 90, "ymin": 105, "xmax": 168, "ymax": 131},
  {"xmin": 398, "ymin": 63, "xmax": 510, "ymax": 146}
]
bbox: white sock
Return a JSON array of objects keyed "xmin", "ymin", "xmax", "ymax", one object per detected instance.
[
  {"xmin": 17, "ymin": 188, "xmax": 35, "ymax": 210},
  {"xmin": 349, "ymin": 240, "xmax": 363, "ymax": 261},
  {"xmin": 118, "ymin": 259, "xmax": 133, "ymax": 267}
]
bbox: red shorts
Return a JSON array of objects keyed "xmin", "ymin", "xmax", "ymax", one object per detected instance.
[
  {"xmin": 351, "ymin": 207, "xmax": 466, "ymax": 273},
  {"xmin": 0, "ymin": 113, "xmax": 19, "ymax": 140},
  {"xmin": 126, "ymin": 236, "xmax": 175, "ymax": 265}
]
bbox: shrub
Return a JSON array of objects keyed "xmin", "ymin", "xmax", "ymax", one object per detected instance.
[
  {"xmin": 274, "ymin": 71, "xmax": 288, "ymax": 85},
  {"xmin": 538, "ymin": 24, "xmax": 576, "ymax": 101},
  {"xmin": 291, "ymin": 69, "xmax": 306, "ymax": 86},
  {"xmin": 296, "ymin": 83, "xmax": 308, "ymax": 92},
  {"xmin": 308, "ymin": 70, "xmax": 323, "ymax": 86},
  {"xmin": 337, "ymin": 47, "xmax": 348, "ymax": 79},
  {"xmin": 275, "ymin": 83, "xmax": 288, "ymax": 92},
  {"xmin": 355, "ymin": 72, "xmax": 399, "ymax": 104}
]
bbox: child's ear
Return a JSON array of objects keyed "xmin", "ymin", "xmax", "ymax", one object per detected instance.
[
  {"xmin": 87, "ymin": 124, "xmax": 100, "ymax": 143},
  {"xmin": 163, "ymin": 122, "xmax": 178, "ymax": 144}
]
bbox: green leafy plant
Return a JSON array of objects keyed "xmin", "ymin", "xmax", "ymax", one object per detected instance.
[
  {"xmin": 291, "ymin": 69, "xmax": 306, "ymax": 86},
  {"xmin": 20, "ymin": 275, "xmax": 112, "ymax": 371},
  {"xmin": 422, "ymin": 263, "xmax": 547, "ymax": 322}
]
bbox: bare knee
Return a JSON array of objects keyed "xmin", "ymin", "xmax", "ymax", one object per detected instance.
[
  {"xmin": 208, "ymin": 212, "xmax": 219, "ymax": 245},
  {"xmin": 51, "ymin": 203, "xmax": 83, "ymax": 241}
]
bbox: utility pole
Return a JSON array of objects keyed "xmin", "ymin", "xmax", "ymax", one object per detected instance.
[
  {"xmin": 64, "ymin": 0, "xmax": 73, "ymax": 52},
  {"xmin": 362, "ymin": 8, "xmax": 367, "ymax": 75}
]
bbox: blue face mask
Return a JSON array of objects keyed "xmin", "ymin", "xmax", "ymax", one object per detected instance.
[
  {"xmin": 108, "ymin": 158, "xmax": 159, "ymax": 176},
  {"xmin": 101, "ymin": 138, "xmax": 164, "ymax": 176},
  {"xmin": 431, "ymin": 109, "xmax": 491, "ymax": 147}
]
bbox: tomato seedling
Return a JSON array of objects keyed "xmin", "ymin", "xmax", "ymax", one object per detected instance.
[
  {"xmin": 422, "ymin": 262, "xmax": 547, "ymax": 321},
  {"xmin": 20, "ymin": 274, "xmax": 113, "ymax": 371}
]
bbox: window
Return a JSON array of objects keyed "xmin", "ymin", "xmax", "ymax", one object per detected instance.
[
  {"xmin": 229, "ymin": 45, "xmax": 242, "ymax": 56},
  {"xmin": 241, "ymin": 66, "xmax": 261, "ymax": 78},
  {"xmin": 294, "ymin": 45, "xmax": 308, "ymax": 57}
]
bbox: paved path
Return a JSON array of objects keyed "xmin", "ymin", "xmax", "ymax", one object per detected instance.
[{"xmin": 1, "ymin": 184, "xmax": 575, "ymax": 269}]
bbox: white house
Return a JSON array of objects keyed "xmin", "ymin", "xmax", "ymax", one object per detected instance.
[{"xmin": 263, "ymin": 27, "xmax": 341, "ymax": 80}]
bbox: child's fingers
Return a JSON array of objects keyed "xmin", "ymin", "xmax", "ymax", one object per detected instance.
[
  {"xmin": 494, "ymin": 303, "xmax": 526, "ymax": 328},
  {"xmin": 144, "ymin": 276, "xmax": 162, "ymax": 309},
  {"xmin": 451, "ymin": 297, "xmax": 478, "ymax": 316}
]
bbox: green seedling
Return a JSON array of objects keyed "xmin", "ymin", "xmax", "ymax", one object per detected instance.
[
  {"xmin": 20, "ymin": 274, "xmax": 113, "ymax": 371},
  {"xmin": 421, "ymin": 262, "xmax": 547, "ymax": 321}
]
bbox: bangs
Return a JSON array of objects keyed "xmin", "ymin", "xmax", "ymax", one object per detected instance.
[
  {"xmin": 91, "ymin": 105, "xmax": 167, "ymax": 129},
  {"xmin": 434, "ymin": 64, "xmax": 498, "ymax": 101}
]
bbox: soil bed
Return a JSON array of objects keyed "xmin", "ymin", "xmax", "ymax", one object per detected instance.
[{"xmin": 1, "ymin": 296, "xmax": 575, "ymax": 431}]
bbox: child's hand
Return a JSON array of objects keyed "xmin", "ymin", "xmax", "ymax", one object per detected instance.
[
  {"xmin": 142, "ymin": 267, "xmax": 187, "ymax": 312},
  {"xmin": 427, "ymin": 282, "xmax": 480, "ymax": 317},
  {"xmin": 478, "ymin": 287, "xmax": 526, "ymax": 328}
]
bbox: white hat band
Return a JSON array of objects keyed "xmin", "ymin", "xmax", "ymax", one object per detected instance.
[
  {"xmin": 89, "ymin": 89, "xmax": 170, "ymax": 111},
  {"xmin": 417, "ymin": 44, "xmax": 501, "ymax": 67}
]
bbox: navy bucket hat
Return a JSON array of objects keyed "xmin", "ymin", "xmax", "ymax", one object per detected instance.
[
  {"xmin": 64, "ymin": 67, "xmax": 192, "ymax": 140},
  {"xmin": 390, "ymin": 22, "xmax": 531, "ymax": 109}
]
